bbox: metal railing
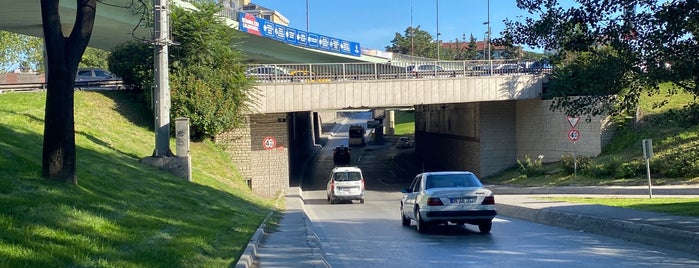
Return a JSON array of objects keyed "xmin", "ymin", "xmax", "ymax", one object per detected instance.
[
  {"xmin": 0, "ymin": 81, "xmax": 126, "ymax": 93},
  {"xmin": 245, "ymin": 60, "xmax": 552, "ymax": 83},
  {"xmin": 0, "ymin": 83, "xmax": 46, "ymax": 93}
]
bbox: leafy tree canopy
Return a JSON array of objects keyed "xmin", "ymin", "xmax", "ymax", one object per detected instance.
[
  {"xmin": 0, "ymin": 31, "xmax": 44, "ymax": 72},
  {"xmin": 386, "ymin": 26, "xmax": 437, "ymax": 59},
  {"xmin": 505, "ymin": 0, "xmax": 698, "ymax": 117},
  {"xmin": 79, "ymin": 47, "xmax": 110, "ymax": 70},
  {"xmin": 110, "ymin": 2, "xmax": 256, "ymax": 140}
]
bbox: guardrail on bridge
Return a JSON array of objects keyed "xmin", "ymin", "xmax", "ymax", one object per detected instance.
[{"xmin": 244, "ymin": 60, "xmax": 552, "ymax": 83}]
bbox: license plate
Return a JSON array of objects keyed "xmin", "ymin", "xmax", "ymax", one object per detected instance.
[{"xmin": 450, "ymin": 197, "xmax": 475, "ymax": 204}]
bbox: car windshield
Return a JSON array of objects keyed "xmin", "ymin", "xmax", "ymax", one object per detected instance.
[
  {"xmin": 425, "ymin": 173, "xmax": 482, "ymax": 189},
  {"xmin": 334, "ymin": 171, "xmax": 361, "ymax": 182}
]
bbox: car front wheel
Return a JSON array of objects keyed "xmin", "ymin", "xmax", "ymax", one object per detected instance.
[{"xmin": 401, "ymin": 206, "xmax": 411, "ymax": 226}]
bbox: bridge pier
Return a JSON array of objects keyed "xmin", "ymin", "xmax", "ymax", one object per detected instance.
[
  {"xmin": 415, "ymin": 100, "xmax": 613, "ymax": 178},
  {"xmin": 215, "ymin": 111, "xmax": 317, "ymax": 197}
]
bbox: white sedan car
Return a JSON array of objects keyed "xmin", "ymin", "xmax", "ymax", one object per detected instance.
[{"xmin": 400, "ymin": 171, "xmax": 497, "ymax": 233}]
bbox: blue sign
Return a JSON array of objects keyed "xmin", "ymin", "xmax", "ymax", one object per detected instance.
[{"xmin": 238, "ymin": 12, "xmax": 360, "ymax": 57}]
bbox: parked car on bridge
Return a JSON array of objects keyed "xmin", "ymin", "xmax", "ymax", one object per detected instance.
[
  {"xmin": 245, "ymin": 65, "xmax": 292, "ymax": 82},
  {"xmin": 406, "ymin": 64, "xmax": 446, "ymax": 77},
  {"xmin": 406, "ymin": 64, "xmax": 444, "ymax": 73},
  {"xmin": 327, "ymin": 166, "xmax": 365, "ymax": 204},
  {"xmin": 400, "ymin": 171, "xmax": 497, "ymax": 233},
  {"xmin": 492, "ymin": 63, "xmax": 523, "ymax": 74},
  {"xmin": 528, "ymin": 60, "xmax": 553, "ymax": 73}
]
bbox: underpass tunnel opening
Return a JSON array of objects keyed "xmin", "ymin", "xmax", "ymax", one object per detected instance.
[{"xmin": 287, "ymin": 111, "xmax": 316, "ymax": 187}]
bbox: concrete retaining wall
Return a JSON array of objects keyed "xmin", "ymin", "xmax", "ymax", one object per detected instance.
[{"xmin": 415, "ymin": 99, "xmax": 609, "ymax": 178}]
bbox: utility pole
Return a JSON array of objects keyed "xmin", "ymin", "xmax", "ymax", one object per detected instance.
[
  {"xmin": 411, "ymin": 0, "xmax": 414, "ymax": 57},
  {"xmin": 436, "ymin": 0, "xmax": 440, "ymax": 60},
  {"xmin": 305, "ymin": 0, "xmax": 309, "ymax": 32},
  {"xmin": 153, "ymin": 0, "xmax": 172, "ymax": 157},
  {"xmin": 487, "ymin": 0, "xmax": 491, "ymax": 61}
]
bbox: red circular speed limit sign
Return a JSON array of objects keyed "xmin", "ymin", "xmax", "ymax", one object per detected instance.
[
  {"xmin": 262, "ymin": 136, "xmax": 276, "ymax": 150},
  {"xmin": 567, "ymin": 129, "xmax": 581, "ymax": 142}
]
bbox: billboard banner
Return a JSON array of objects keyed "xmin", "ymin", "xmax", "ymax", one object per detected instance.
[{"xmin": 238, "ymin": 12, "xmax": 361, "ymax": 57}]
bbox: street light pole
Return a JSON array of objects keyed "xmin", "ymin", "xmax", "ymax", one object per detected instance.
[
  {"xmin": 411, "ymin": 0, "xmax": 414, "ymax": 57},
  {"xmin": 305, "ymin": 0, "xmax": 309, "ymax": 32},
  {"xmin": 486, "ymin": 0, "xmax": 491, "ymax": 62},
  {"xmin": 436, "ymin": 0, "xmax": 440, "ymax": 60}
]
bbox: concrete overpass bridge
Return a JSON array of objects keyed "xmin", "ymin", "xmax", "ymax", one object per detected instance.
[
  {"xmin": 225, "ymin": 62, "xmax": 611, "ymax": 196},
  {"xmin": 0, "ymin": 1, "xmax": 611, "ymax": 197}
]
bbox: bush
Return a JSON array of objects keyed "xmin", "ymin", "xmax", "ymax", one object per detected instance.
[
  {"xmin": 616, "ymin": 159, "xmax": 644, "ymax": 179},
  {"xmin": 517, "ymin": 155, "xmax": 545, "ymax": 177},
  {"xmin": 653, "ymin": 147, "xmax": 699, "ymax": 178}
]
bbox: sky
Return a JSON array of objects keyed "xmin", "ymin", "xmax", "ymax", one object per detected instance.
[{"xmin": 252, "ymin": 0, "xmax": 539, "ymax": 51}]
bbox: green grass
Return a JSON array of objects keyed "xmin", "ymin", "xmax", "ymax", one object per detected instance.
[
  {"xmin": 539, "ymin": 197, "xmax": 699, "ymax": 217},
  {"xmin": 0, "ymin": 91, "xmax": 276, "ymax": 267},
  {"xmin": 393, "ymin": 110, "xmax": 415, "ymax": 136}
]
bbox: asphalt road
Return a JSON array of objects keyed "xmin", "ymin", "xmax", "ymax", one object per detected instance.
[{"xmin": 297, "ymin": 114, "xmax": 699, "ymax": 268}]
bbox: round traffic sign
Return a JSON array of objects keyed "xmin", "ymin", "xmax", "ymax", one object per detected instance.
[
  {"xmin": 262, "ymin": 136, "xmax": 276, "ymax": 150},
  {"xmin": 567, "ymin": 129, "xmax": 580, "ymax": 142}
]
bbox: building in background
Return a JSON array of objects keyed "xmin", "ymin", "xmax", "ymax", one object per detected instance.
[{"xmin": 241, "ymin": 1, "xmax": 290, "ymax": 26}]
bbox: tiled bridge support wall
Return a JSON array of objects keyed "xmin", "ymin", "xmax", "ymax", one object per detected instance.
[
  {"xmin": 415, "ymin": 100, "xmax": 612, "ymax": 178},
  {"xmin": 215, "ymin": 112, "xmax": 316, "ymax": 197}
]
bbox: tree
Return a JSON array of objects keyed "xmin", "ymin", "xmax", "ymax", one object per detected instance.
[
  {"xmin": 504, "ymin": 0, "xmax": 698, "ymax": 117},
  {"xmin": 40, "ymin": 0, "xmax": 97, "ymax": 184},
  {"xmin": 79, "ymin": 47, "xmax": 110, "ymax": 69},
  {"xmin": 0, "ymin": 31, "xmax": 44, "ymax": 72},
  {"xmin": 108, "ymin": 41, "xmax": 153, "ymax": 93},
  {"xmin": 386, "ymin": 26, "xmax": 436, "ymax": 59},
  {"xmin": 168, "ymin": 3, "xmax": 256, "ymax": 140},
  {"xmin": 466, "ymin": 34, "xmax": 479, "ymax": 60},
  {"xmin": 109, "ymin": 3, "xmax": 256, "ymax": 141}
]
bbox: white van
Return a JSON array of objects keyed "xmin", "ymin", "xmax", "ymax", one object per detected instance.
[{"xmin": 326, "ymin": 166, "xmax": 365, "ymax": 204}]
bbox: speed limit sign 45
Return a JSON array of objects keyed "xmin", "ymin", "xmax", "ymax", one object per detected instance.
[{"xmin": 568, "ymin": 129, "xmax": 580, "ymax": 142}]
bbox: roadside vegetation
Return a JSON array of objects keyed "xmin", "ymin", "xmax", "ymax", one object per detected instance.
[
  {"xmin": 0, "ymin": 91, "xmax": 275, "ymax": 267},
  {"xmin": 539, "ymin": 197, "xmax": 699, "ymax": 217},
  {"xmin": 393, "ymin": 110, "xmax": 416, "ymax": 136}
]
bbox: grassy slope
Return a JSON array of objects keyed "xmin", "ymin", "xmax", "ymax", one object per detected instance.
[
  {"xmin": 0, "ymin": 91, "xmax": 275, "ymax": 267},
  {"xmin": 394, "ymin": 110, "xmax": 415, "ymax": 136}
]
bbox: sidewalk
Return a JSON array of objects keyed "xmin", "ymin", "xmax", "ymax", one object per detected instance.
[
  {"xmin": 237, "ymin": 185, "xmax": 699, "ymax": 267},
  {"xmin": 236, "ymin": 188, "xmax": 329, "ymax": 268}
]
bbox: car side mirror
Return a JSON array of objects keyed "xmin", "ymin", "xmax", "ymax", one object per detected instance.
[{"xmin": 401, "ymin": 188, "xmax": 412, "ymax": 194}]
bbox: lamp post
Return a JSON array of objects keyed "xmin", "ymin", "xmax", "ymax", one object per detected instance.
[
  {"xmin": 305, "ymin": 0, "xmax": 309, "ymax": 32},
  {"xmin": 436, "ymin": 0, "xmax": 440, "ymax": 60},
  {"xmin": 411, "ymin": 0, "xmax": 414, "ymax": 57},
  {"xmin": 487, "ymin": 0, "xmax": 490, "ymax": 62}
]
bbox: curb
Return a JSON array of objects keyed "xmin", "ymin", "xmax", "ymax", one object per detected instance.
[
  {"xmin": 497, "ymin": 203, "xmax": 699, "ymax": 255},
  {"xmin": 235, "ymin": 210, "xmax": 273, "ymax": 268},
  {"xmin": 235, "ymin": 188, "xmax": 330, "ymax": 268},
  {"xmin": 235, "ymin": 191, "xmax": 284, "ymax": 268}
]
